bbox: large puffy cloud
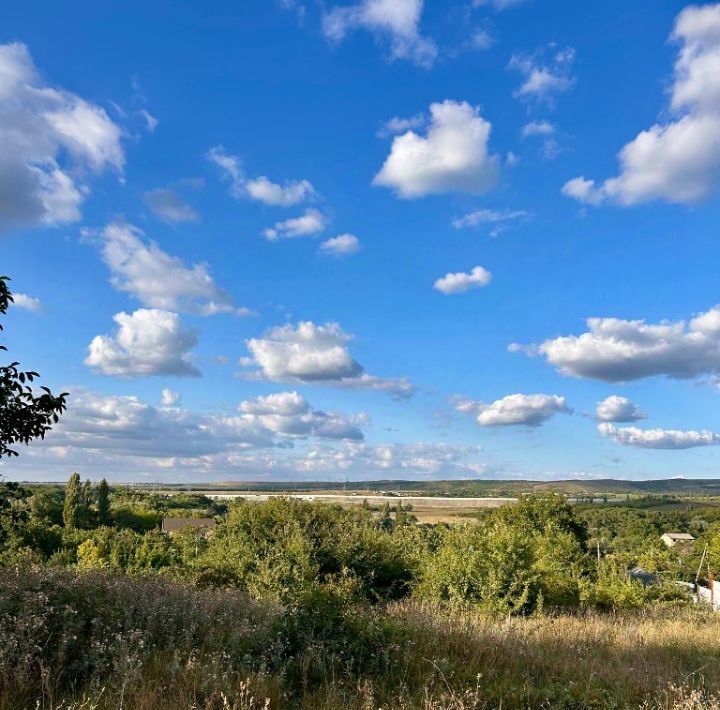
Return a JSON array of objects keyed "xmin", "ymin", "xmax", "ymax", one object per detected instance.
[
  {"xmin": 85, "ymin": 309, "xmax": 201, "ymax": 377},
  {"xmin": 457, "ymin": 393, "xmax": 570, "ymax": 427},
  {"xmin": 242, "ymin": 321, "xmax": 415, "ymax": 397},
  {"xmin": 0, "ymin": 43, "xmax": 123, "ymax": 232},
  {"xmin": 514, "ymin": 304, "xmax": 720, "ymax": 382},
  {"xmin": 373, "ymin": 100, "xmax": 500, "ymax": 198},
  {"xmin": 322, "ymin": 0, "xmax": 437, "ymax": 67},
  {"xmin": 563, "ymin": 4, "xmax": 720, "ymax": 206},
  {"xmin": 434, "ymin": 266, "xmax": 492, "ymax": 294},
  {"xmin": 238, "ymin": 391, "xmax": 365, "ymax": 441},
  {"xmin": 598, "ymin": 422, "xmax": 720, "ymax": 449},
  {"xmin": 207, "ymin": 146, "xmax": 315, "ymax": 207},
  {"xmin": 99, "ymin": 222, "xmax": 250, "ymax": 316},
  {"xmin": 15, "ymin": 388, "xmax": 365, "ymax": 471},
  {"xmin": 595, "ymin": 396, "xmax": 646, "ymax": 423}
]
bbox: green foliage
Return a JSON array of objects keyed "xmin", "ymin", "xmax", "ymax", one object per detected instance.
[
  {"xmin": 62, "ymin": 473, "xmax": 83, "ymax": 528},
  {"xmin": 194, "ymin": 498, "xmax": 414, "ymax": 603},
  {"xmin": 581, "ymin": 558, "xmax": 690, "ymax": 610},
  {"xmin": 0, "ymin": 276, "xmax": 67, "ymax": 458},
  {"xmin": 96, "ymin": 478, "xmax": 111, "ymax": 526},
  {"xmin": 417, "ymin": 494, "xmax": 587, "ymax": 613},
  {"xmin": 28, "ymin": 488, "xmax": 63, "ymax": 526},
  {"xmin": 76, "ymin": 527, "xmax": 177, "ymax": 572}
]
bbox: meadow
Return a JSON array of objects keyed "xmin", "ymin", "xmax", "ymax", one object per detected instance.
[{"xmin": 2, "ymin": 480, "xmax": 720, "ymax": 708}]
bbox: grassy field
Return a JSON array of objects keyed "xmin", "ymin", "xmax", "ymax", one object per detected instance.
[
  {"xmin": 134, "ymin": 478, "xmax": 720, "ymax": 498},
  {"xmin": 2, "ymin": 566, "xmax": 720, "ymax": 710}
]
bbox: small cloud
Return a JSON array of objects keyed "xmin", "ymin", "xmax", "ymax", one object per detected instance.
[
  {"xmin": 434, "ymin": 265, "xmax": 492, "ymax": 294},
  {"xmin": 469, "ymin": 29, "xmax": 495, "ymax": 50},
  {"xmin": 12, "ymin": 293, "xmax": 42, "ymax": 313},
  {"xmin": 596, "ymin": 396, "xmax": 647, "ymax": 423},
  {"xmin": 452, "ymin": 208, "xmax": 530, "ymax": 230},
  {"xmin": 144, "ymin": 188, "xmax": 199, "ymax": 223},
  {"xmin": 521, "ymin": 120, "xmax": 555, "ymax": 138},
  {"xmin": 139, "ymin": 109, "xmax": 158, "ymax": 133},
  {"xmin": 377, "ymin": 113, "xmax": 425, "ymax": 138},
  {"xmin": 322, "ymin": 0, "xmax": 437, "ymax": 68},
  {"xmin": 509, "ymin": 46, "xmax": 575, "ymax": 104},
  {"xmin": 160, "ymin": 388, "xmax": 181, "ymax": 406},
  {"xmin": 319, "ymin": 233, "xmax": 361, "ymax": 256},
  {"xmin": 263, "ymin": 208, "xmax": 328, "ymax": 241},
  {"xmin": 207, "ymin": 146, "xmax": 315, "ymax": 207}
]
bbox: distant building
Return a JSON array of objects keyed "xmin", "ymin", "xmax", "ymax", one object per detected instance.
[
  {"xmin": 661, "ymin": 532, "xmax": 695, "ymax": 548},
  {"xmin": 161, "ymin": 517, "xmax": 217, "ymax": 534}
]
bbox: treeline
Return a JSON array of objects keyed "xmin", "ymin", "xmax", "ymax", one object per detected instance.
[{"xmin": 0, "ymin": 477, "xmax": 702, "ymax": 614}]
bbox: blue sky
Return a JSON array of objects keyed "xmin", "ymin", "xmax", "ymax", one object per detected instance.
[{"xmin": 3, "ymin": 0, "xmax": 720, "ymax": 482}]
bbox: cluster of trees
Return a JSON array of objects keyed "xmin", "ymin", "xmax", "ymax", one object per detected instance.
[{"xmin": 0, "ymin": 475, "xmax": 702, "ymax": 614}]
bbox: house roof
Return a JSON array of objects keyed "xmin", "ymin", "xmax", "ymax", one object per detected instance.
[
  {"xmin": 161, "ymin": 517, "xmax": 217, "ymax": 533},
  {"xmin": 662, "ymin": 532, "xmax": 695, "ymax": 541}
]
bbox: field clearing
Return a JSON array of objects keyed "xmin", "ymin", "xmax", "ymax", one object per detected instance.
[{"xmin": 175, "ymin": 491, "xmax": 514, "ymax": 522}]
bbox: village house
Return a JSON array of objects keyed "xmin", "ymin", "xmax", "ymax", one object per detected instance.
[{"xmin": 660, "ymin": 532, "xmax": 695, "ymax": 548}]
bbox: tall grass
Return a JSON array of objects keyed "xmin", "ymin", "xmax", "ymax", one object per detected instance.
[{"xmin": 2, "ymin": 566, "xmax": 720, "ymax": 709}]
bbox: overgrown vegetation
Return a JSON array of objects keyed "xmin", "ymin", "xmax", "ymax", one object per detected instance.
[{"xmin": 3, "ymin": 475, "xmax": 720, "ymax": 708}]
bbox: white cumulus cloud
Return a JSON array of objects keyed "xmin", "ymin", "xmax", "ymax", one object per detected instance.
[
  {"xmin": 12, "ymin": 293, "xmax": 42, "ymax": 313},
  {"xmin": 513, "ymin": 304, "xmax": 720, "ymax": 382},
  {"xmin": 319, "ymin": 233, "xmax": 360, "ymax": 255},
  {"xmin": 434, "ymin": 266, "xmax": 492, "ymax": 294},
  {"xmin": 598, "ymin": 422, "xmax": 720, "ymax": 449},
  {"xmin": 322, "ymin": 0, "xmax": 437, "ymax": 67},
  {"xmin": 0, "ymin": 42, "xmax": 124, "ymax": 232},
  {"xmin": 238, "ymin": 391, "xmax": 365, "ymax": 441},
  {"xmin": 457, "ymin": 393, "xmax": 570, "ymax": 427},
  {"xmin": 563, "ymin": 4, "xmax": 720, "ymax": 206},
  {"xmin": 242, "ymin": 320, "xmax": 414, "ymax": 397},
  {"xmin": 85, "ymin": 309, "xmax": 201, "ymax": 377},
  {"xmin": 595, "ymin": 395, "xmax": 646, "ymax": 422},
  {"xmin": 521, "ymin": 120, "xmax": 555, "ymax": 137},
  {"xmin": 160, "ymin": 388, "xmax": 181, "ymax": 407},
  {"xmin": 263, "ymin": 208, "xmax": 328, "ymax": 240},
  {"xmin": 373, "ymin": 100, "xmax": 500, "ymax": 198},
  {"xmin": 207, "ymin": 146, "xmax": 315, "ymax": 206},
  {"xmin": 99, "ymin": 222, "xmax": 250, "ymax": 316}
]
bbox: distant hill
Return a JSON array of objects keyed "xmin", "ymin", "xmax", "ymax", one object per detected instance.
[{"xmin": 147, "ymin": 478, "xmax": 720, "ymax": 497}]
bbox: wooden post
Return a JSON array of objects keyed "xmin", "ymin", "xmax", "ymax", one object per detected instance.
[{"xmin": 711, "ymin": 572, "xmax": 715, "ymax": 609}]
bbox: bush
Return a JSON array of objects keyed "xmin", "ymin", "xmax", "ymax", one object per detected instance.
[
  {"xmin": 416, "ymin": 494, "xmax": 587, "ymax": 614},
  {"xmin": 193, "ymin": 498, "xmax": 415, "ymax": 603}
]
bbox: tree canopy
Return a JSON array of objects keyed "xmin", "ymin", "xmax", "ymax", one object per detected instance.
[{"xmin": 0, "ymin": 276, "xmax": 67, "ymax": 458}]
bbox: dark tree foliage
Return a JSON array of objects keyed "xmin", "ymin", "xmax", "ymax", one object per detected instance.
[
  {"xmin": 63, "ymin": 473, "xmax": 83, "ymax": 529},
  {"xmin": 0, "ymin": 276, "xmax": 67, "ymax": 458},
  {"xmin": 97, "ymin": 479, "xmax": 111, "ymax": 526}
]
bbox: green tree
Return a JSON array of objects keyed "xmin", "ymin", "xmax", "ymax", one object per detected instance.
[
  {"xmin": 96, "ymin": 479, "xmax": 111, "ymax": 526},
  {"xmin": 0, "ymin": 276, "xmax": 67, "ymax": 458},
  {"xmin": 63, "ymin": 473, "xmax": 82, "ymax": 528}
]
